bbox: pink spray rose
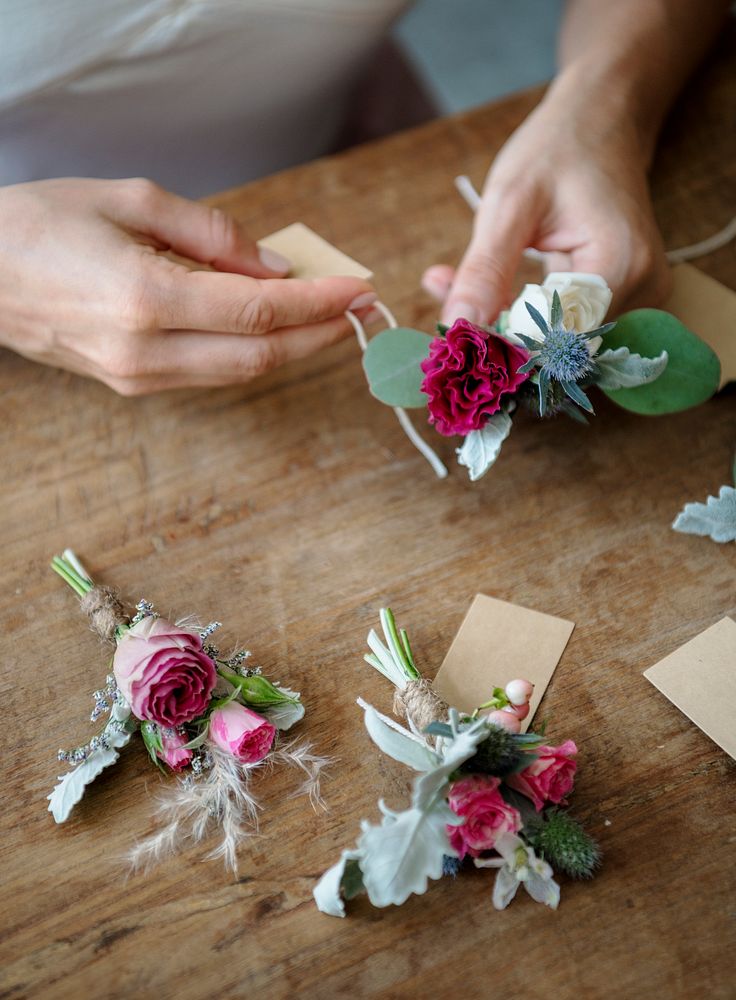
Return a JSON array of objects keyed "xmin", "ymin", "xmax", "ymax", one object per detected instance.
[
  {"xmin": 420, "ymin": 319, "xmax": 530, "ymax": 436},
  {"xmin": 113, "ymin": 616, "xmax": 217, "ymax": 727},
  {"xmin": 209, "ymin": 702, "xmax": 276, "ymax": 764},
  {"xmin": 447, "ymin": 775, "xmax": 522, "ymax": 859},
  {"xmin": 157, "ymin": 727, "xmax": 193, "ymax": 772},
  {"xmin": 507, "ymin": 740, "xmax": 578, "ymax": 811}
]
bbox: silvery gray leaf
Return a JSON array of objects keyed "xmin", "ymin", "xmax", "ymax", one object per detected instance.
[
  {"xmin": 673, "ymin": 485, "xmax": 736, "ymax": 543},
  {"xmin": 594, "ymin": 346, "xmax": 668, "ymax": 389},
  {"xmin": 456, "ymin": 411, "xmax": 512, "ymax": 481}
]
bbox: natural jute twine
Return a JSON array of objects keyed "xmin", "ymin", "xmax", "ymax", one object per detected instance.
[
  {"xmin": 80, "ymin": 585, "xmax": 126, "ymax": 642},
  {"xmin": 393, "ymin": 678, "xmax": 449, "ymax": 733}
]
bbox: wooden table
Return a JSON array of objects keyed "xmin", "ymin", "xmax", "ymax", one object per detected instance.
[{"xmin": 2, "ymin": 28, "xmax": 735, "ymax": 1000}]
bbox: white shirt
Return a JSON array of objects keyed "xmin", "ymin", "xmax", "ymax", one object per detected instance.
[{"xmin": 0, "ymin": 0, "xmax": 410, "ymax": 196}]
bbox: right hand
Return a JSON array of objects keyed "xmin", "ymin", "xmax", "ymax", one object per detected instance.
[{"xmin": 0, "ymin": 178, "xmax": 376, "ymax": 394}]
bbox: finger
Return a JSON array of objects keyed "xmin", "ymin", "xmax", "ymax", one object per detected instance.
[
  {"xmin": 421, "ymin": 265, "xmax": 455, "ymax": 302},
  {"xmin": 106, "ymin": 178, "xmax": 291, "ymax": 277},
  {"xmin": 161, "ymin": 270, "xmax": 376, "ymax": 334},
  {"xmin": 442, "ymin": 186, "xmax": 539, "ymax": 326}
]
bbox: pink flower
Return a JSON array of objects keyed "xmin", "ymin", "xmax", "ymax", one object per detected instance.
[
  {"xmin": 507, "ymin": 740, "xmax": 578, "ymax": 811},
  {"xmin": 420, "ymin": 319, "xmax": 530, "ymax": 436},
  {"xmin": 157, "ymin": 727, "xmax": 193, "ymax": 772},
  {"xmin": 447, "ymin": 775, "xmax": 522, "ymax": 859},
  {"xmin": 113, "ymin": 616, "xmax": 217, "ymax": 727},
  {"xmin": 209, "ymin": 702, "xmax": 276, "ymax": 764}
]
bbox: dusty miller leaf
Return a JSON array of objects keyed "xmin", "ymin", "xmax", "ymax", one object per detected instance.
[
  {"xmin": 672, "ymin": 485, "xmax": 736, "ymax": 543},
  {"xmin": 47, "ymin": 718, "xmax": 132, "ymax": 823},
  {"xmin": 362, "ymin": 703, "xmax": 439, "ymax": 772},
  {"xmin": 456, "ymin": 411, "xmax": 512, "ymax": 481},
  {"xmin": 594, "ymin": 346, "xmax": 668, "ymax": 390},
  {"xmin": 313, "ymin": 849, "xmax": 362, "ymax": 917}
]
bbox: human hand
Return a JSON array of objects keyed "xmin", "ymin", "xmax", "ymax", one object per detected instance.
[
  {"xmin": 0, "ymin": 178, "xmax": 375, "ymax": 394},
  {"xmin": 423, "ymin": 72, "xmax": 671, "ymax": 326}
]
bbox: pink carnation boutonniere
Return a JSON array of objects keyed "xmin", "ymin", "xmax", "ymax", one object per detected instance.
[{"xmin": 47, "ymin": 550, "xmax": 329, "ymax": 873}]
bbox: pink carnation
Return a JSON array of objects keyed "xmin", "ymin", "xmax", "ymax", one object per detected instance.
[
  {"xmin": 447, "ymin": 775, "xmax": 522, "ymax": 859},
  {"xmin": 113, "ymin": 617, "xmax": 217, "ymax": 727},
  {"xmin": 209, "ymin": 702, "xmax": 276, "ymax": 765},
  {"xmin": 507, "ymin": 740, "xmax": 578, "ymax": 811},
  {"xmin": 420, "ymin": 319, "xmax": 530, "ymax": 436}
]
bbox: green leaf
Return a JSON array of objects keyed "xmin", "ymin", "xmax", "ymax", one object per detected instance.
[
  {"xmin": 601, "ymin": 309, "xmax": 721, "ymax": 414},
  {"xmin": 455, "ymin": 411, "xmax": 512, "ymax": 481},
  {"xmin": 140, "ymin": 721, "xmax": 164, "ymax": 765},
  {"xmin": 550, "ymin": 289, "xmax": 563, "ymax": 330},
  {"xmin": 594, "ymin": 346, "xmax": 668, "ymax": 390},
  {"xmin": 341, "ymin": 859, "xmax": 365, "ymax": 900},
  {"xmin": 562, "ymin": 380, "xmax": 594, "ymax": 414},
  {"xmin": 525, "ymin": 302, "xmax": 550, "ymax": 338},
  {"xmin": 538, "ymin": 370, "xmax": 551, "ymax": 416},
  {"xmin": 672, "ymin": 485, "xmax": 736, "ymax": 543},
  {"xmin": 220, "ymin": 670, "xmax": 301, "ymax": 707},
  {"xmin": 362, "ymin": 328, "xmax": 435, "ymax": 408}
]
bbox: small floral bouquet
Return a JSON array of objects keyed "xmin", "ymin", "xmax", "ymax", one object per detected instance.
[
  {"xmin": 314, "ymin": 609, "xmax": 599, "ymax": 916},
  {"xmin": 48, "ymin": 550, "xmax": 328, "ymax": 872},
  {"xmin": 360, "ymin": 273, "xmax": 721, "ymax": 480}
]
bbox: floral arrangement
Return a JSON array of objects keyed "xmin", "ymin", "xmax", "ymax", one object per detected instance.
[
  {"xmin": 314, "ymin": 609, "xmax": 599, "ymax": 916},
  {"xmin": 360, "ymin": 273, "xmax": 721, "ymax": 480},
  {"xmin": 48, "ymin": 550, "xmax": 328, "ymax": 872}
]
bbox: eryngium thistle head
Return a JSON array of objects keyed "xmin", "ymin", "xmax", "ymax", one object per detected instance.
[
  {"xmin": 442, "ymin": 855, "xmax": 463, "ymax": 878},
  {"xmin": 525, "ymin": 809, "xmax": 601, "ymax": 879},
  {"xmin": 459, "ymin": 723, "xmax": 521, "ymax": 777},
  {"xmin": 538, "ymin": 327, "xmax": 592, "ymax": 382}
]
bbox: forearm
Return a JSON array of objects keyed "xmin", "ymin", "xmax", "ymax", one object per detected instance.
[{"xmin": 553, "ymin": 0, "xmax": 729, "ymax": 163}]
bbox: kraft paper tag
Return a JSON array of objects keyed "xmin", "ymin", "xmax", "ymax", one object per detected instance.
[
  {"xmin": 644, "ymin": 616, "xmax": 736, "ymax": 759},
  {"xmin": 432, "ymin": 594, "xmax": 575, "ymax": 732},
  {"xmin": 666, "ymin": 264, "xmax": 736, "ymax": 387},
  {"xmin": 258, "ymin": 223, "xmax": 373, "ymax": 281}
]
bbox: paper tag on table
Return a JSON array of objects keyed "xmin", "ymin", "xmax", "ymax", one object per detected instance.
[
  {"xmin": 258, "ymin": 223, "xmax": 373, "ymax": 281},
  {"xmin": 432, "ymin": 594, "xmax": 575, "ymax": 732},
  {"xmin": 644, "ymin": 616, "xmax": 736, "ymax": 759},
  {"xmin": 667, "ymin": 264, "xmax": 736, "ymax": 387}
]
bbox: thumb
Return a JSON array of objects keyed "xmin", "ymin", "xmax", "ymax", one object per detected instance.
[
  {"xmin": 441, "ymin": 188, "xmax": 537, "ymax": 326},
  {"xmin": 108, "ymin": 178, "xmax": 291, "ymax": 278}
]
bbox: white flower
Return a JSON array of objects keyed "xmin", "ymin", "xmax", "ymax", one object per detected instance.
[
  {"xmin": 507, "ymin": 272, "xmax": 612, "ymax": 353},
  {"xmin": 474, "ymin": 832, "xmax": 560, "ymax": 910}
]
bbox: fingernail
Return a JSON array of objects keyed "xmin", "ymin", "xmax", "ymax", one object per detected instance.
[
  {"xmin": 258, "ymin": 246, "xmax": 292, "ymax": 274},
  {"xmin": 347, "ymin": 291, "xmax": 378, "ymax": 311},
  {"xmin": 442, "ymin": 301, "xmax": 480, "ymax": 324},
  {"xmin": 421, "ymin": 273, "xmax": 452, "ymax": 301}
]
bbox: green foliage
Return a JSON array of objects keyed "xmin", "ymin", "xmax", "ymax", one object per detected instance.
[
  {"xmin": 594, "ymin": 345, "xmax": 668, "ymax": 390},
  {"xmin": 524, "ymin": 809, "xmax": 601, "ymax": 878},
  {"xmin": 340, "ymin": 859, "xmax": 365, "ymax": 900},
  {"xmin": 362, "ymin": 328, "xmax": 435, "ymax": 408},
  {"xmin": 219, "ymin": 670, "xmax": 300, "ymax": 707},
  {"xmin": 601, "ymin": 310, "xmax": 720, "ymax": 414}
]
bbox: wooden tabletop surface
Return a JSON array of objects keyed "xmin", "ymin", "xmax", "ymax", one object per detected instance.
[{"xmin": 2, "ymin": 27, "xmax": 735, "ymax": 1000}]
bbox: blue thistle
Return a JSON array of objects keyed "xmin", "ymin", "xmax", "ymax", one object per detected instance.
[
  {"xmin": 442, "ymin": 855, "xmax": 463, "ymax": 878},
  {"xmin": 537, "ymin": 327, "xmax": 592, "ymax": 382}
]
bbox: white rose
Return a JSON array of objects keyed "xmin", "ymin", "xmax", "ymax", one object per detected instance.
[{"xmin": 506, "ymin": 273, "xmax": 612, "ymax": 350}]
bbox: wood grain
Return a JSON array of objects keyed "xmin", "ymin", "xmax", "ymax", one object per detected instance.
[{"xmin": 1, "ymin": 28, "xmax": 735, "ymax": 1000}]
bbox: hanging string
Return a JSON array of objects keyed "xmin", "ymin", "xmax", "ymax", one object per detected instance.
[
  {"xmin": 454, "ymin": 174, "xmax": 736, "ymax": 265},
  {"xmin": 346, "ymin": 305, "xmax": 449, "ymax": 479}
]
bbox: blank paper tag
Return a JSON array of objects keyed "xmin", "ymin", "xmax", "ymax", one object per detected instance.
[
  {"xmin": 666, "ymin": 264, "xmax": 736, "ymax": 387},
  {"xmin": 258, "ymin": 223, "xmax": 373, "ymax": 281},
  {"xmin": 644, "ymin": 617, "xmax": 736, "ymax": 759},
  {"xmin": 433, "ymin": 594, "xmax": 575, "ymax": 732}
]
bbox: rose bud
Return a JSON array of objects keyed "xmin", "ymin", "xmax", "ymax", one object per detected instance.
[
  {"xmin": 485, "ymin": 708, "xmax": 521, "ymax": 733},
  {"xmin": 505, "ymin": 679, "xmax": 534, "ymax": 706},
  {"xmin": 157, "ymin": 727, "xmax": 193, "ymax": 772},
  {"xmin": 209, "ymin": 702, "xmax": 276, "ymax": 764}
]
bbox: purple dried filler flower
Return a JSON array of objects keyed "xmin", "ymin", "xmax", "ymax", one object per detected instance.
[{"xmin": 420, "ymin": 319, "xmax": 530, "ymax": 436}]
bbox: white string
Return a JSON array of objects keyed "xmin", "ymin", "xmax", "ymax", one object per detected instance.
[
  {"xmin": 346, "ymin": 307, "xmax": 449, "ymax": 479},
  {"xmin": 454, "ymin": 174, "xmax": 736, "ymax": 264}
]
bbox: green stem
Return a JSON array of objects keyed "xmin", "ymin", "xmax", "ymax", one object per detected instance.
[
  {"xmin": 381, "ymin": 608, "xmax": 420, "ymax": 680},
  {"xmin": 51, "ymin": 556, "xmax": 91, "ymax": 598}
]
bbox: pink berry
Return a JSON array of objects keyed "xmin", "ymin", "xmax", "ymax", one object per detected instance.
[
  {"xmin": 485, "ymin": 708, "xmax": 521, "ymax": 733},
  {"xmin": 505, "ymin": 679, "xmax": 534, "ymax": 706},
  {"xmin": 511, "ymin": 702, "xmax": 529, "ymax": 720}
]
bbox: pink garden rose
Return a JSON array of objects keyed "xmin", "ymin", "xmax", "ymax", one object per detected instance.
[
  {"xmin": 209, "ymin": 702, "xmax": 276, "ymax": 764},
  {"xmin": 447, "ymin": 775, "xmax": 522, "ymax": 859},
  {"xmin": 420, "ymin": 319, "xmax": 530, "ymax": 436},
  {"xmin": 113, "ymin": 617, "xmax": 217, "ymax": 727},
  {"xmin": 507, "ymin": 740, "xmax": 578, "ymax": 811},
  {"xmin": 157, "ymin": 727, "xmax": 193, "ymax": 772}
]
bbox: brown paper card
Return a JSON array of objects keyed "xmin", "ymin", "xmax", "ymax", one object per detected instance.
[
  {"xmin": 666, "ymin": 264, "xmax": 736, "ymax": 387},
  {"xmin": 644, "ymin": 616, "xmax": 736, "ymax": 759},
  {"xmin": 433, "ymin": 594, "xmax": 575, "ymax": 732},
  {"xmin": 258, "ymin": 223, "xmax": 373, "ymax": 281}
]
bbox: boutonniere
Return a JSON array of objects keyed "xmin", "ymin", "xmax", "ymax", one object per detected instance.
[
  {"xmin": 357, "ymin": 272, "xmax": 720, "ymax": 480},
  {"xmin": 48, "ymin": 550, "xmax": 328, "ymax": 871},
  {"xmin": 314, "ymin": 609, "xmax": 599, "ymax": 916}
]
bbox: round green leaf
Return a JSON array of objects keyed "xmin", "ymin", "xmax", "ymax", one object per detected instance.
[
  {"xmin": 362, "ymin": 328, "xmax": 434, "ymax": 408},
  {"xmin": 601, "ymin": 309, "xmax": 721, "ymax": 414}
]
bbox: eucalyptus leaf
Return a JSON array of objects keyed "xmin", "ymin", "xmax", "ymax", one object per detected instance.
[
  {"xmin": 362, "ymin": 704, "xmax": 439, "ymax": 772},
  {"xmin": 456, "ymin": 411, "xmax": 512, "ymax": 481},
  {"xmin": 601, "ymin": 310, "xmax": 720, "ymax": 414},
  {"xmin": 672, "ymin": 485, "xmax": 736, "ymax": 543},
  {"xmin": 362, "ymin": 328, "xmax": 435, "ymax": 408},
  {"xmin": 594, "ymin": 346, "xmax": 668, "ymax": 390}
]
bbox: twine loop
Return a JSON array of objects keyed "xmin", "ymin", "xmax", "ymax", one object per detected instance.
[{"xmin": 80, "ymin": 585, "xmax": 126, "ymax": 642}]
